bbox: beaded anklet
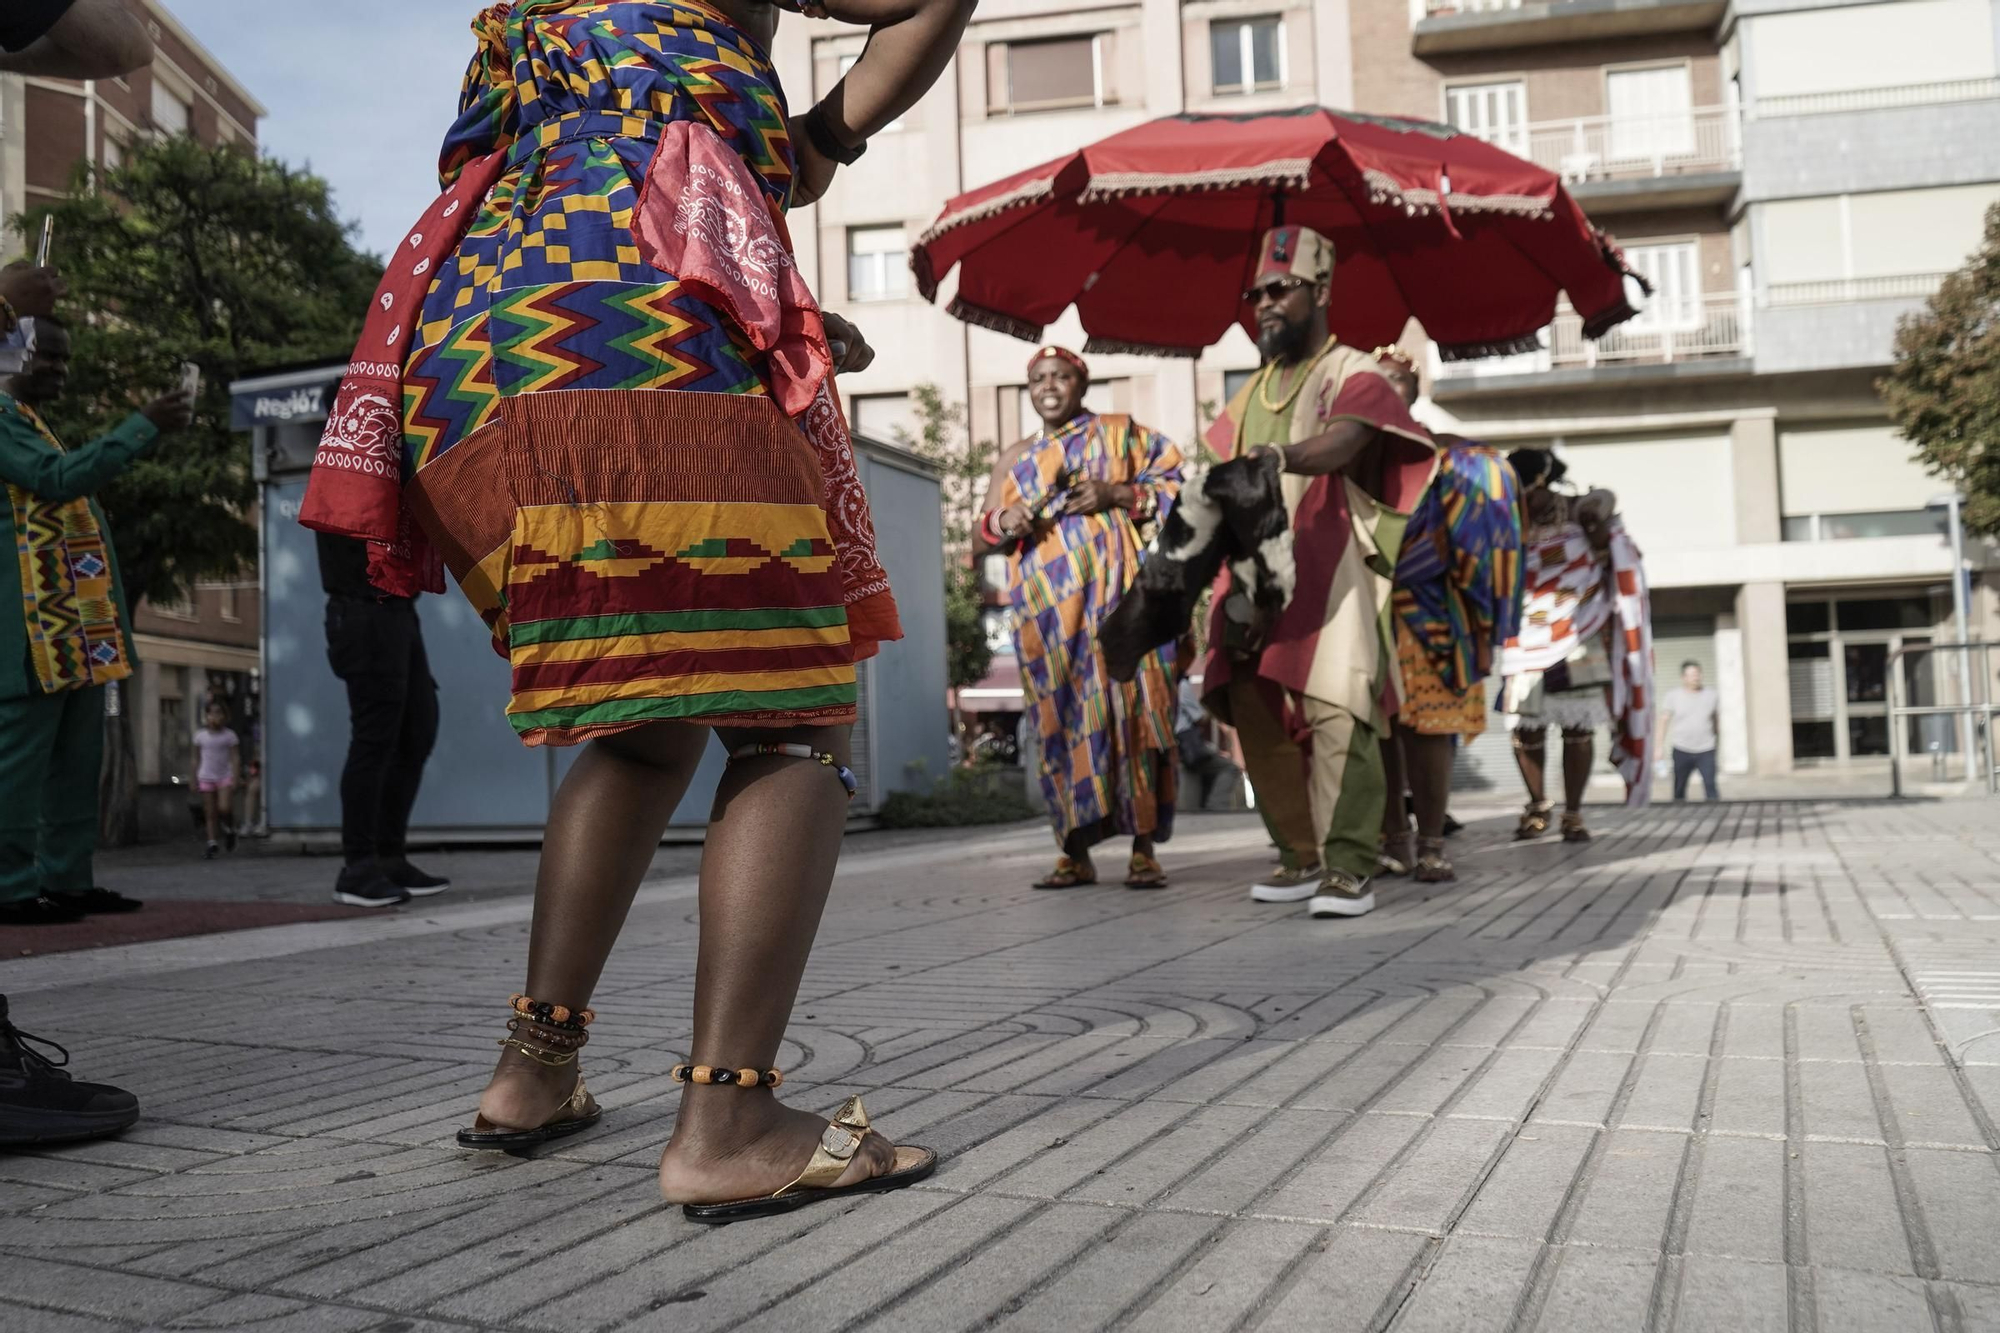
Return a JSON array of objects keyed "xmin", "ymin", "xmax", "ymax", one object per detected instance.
[
  {"xmin": 511, "ymin": 993, "xmax": 595, "ymax": 1032},
  {"xmin": 728, "ymin": 742, "xmax": 858, "ymax": 801},
  {"xmin": 672, "ymin": 1063, "xmax": 784, "ymax": 1089}
]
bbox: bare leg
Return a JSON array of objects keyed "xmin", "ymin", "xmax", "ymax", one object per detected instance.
[
  {"xmin": 202, "ymin": 791, "xmax": 219, "ymax": 846},
  {"xmin": 658, "ymin": 724, "xmax": 896, "ymax": 1203},
  {"xmin": 1402, "ymin": 728, "xmax": 1455, "ymax": 840},
  {"xmin": 1561, "ymin": 728, "xmax": 1594, "ymax": 814},
  {"xmin": 476, "ymin": 722, "xmax": 708, "ymax": 1131},
  {"xmin": 1513, "ymin": 727, "xmax": 1548, "ymax": 807}
]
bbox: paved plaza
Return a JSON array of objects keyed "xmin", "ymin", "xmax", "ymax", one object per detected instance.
[{"xmin": 3, "ymin": 798, "xmax": 2000, "ymax": 1331}]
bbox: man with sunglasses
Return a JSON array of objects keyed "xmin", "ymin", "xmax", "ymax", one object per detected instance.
[{"xmin": 1195, "ymin": 226, "xmax": 1437, "ymax": 920}]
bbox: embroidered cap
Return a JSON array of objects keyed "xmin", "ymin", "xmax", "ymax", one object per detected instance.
[
  {"xmin": 1255, "ymin": 226, "xmax": 1336, "ymax": 286},
  {"xmin": 1028, "ymin": 345, "xmax": 1089, "ymax": 380}
]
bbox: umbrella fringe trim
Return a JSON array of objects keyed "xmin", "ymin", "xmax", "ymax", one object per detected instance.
[
  {"xmin": 1580, "ymin": 299, "xmax": 1645, "ymax": 341},
  {"xmin": 1081, "ymin": 337, "xmax": 1202, "ymax": 359},
  {"xmin": 1361, "ymin": 169, "xmax": 1554, "ymax": 219},
  {"xmin": 946, "ymin": 296, "xmax": 1044, "ymax": 344},
  {"xmin": 1077, "ymin": 161, "xmax": 1316, "ymax": 203},
  {"xmin": 1435, "ymin": 335, "xmax": 1550, "ymax": 362},
  {"xmin": 915, "ymin": 179, "xmax": 1057, "ymax": 250}
]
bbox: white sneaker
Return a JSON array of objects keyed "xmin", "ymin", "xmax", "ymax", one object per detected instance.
[
  {"xmin": 1308, "ymin": 871, "xmax": 1375, "ymax": 918},
  {"xmin": 1251, "ymin": 864, "xmax": 1323, "ymax": 903}
]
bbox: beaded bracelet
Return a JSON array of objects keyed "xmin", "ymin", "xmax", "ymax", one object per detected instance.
[
  {"xmin": 510, "ymin": 993, "xmax": 595, "ymax": 1031},
  {"xmin": 672, "ymin": 1063, "xmax": 784, "ymax": 1089}
]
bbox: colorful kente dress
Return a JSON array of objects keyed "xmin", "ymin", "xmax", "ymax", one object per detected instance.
[
  {"xmin": 1390, "ymin": 442, "xmax": 1523, "ymax": 737},
  {"xmin": 1000, "ymin": 412, "xmax": 1181, "ymax": 849},
  {"xmin": 300, "ymin": 0, "xmax": 896, "ymax": 746}
]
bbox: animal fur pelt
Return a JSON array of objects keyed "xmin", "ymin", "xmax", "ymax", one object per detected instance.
[{"xmin": 1100, "ymin": 450, "xmax": 1296, "ymax": 682}]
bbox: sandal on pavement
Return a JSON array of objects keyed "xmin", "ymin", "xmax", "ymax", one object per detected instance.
[
  {"xmin": 1124, "ymin": 852, "xmax": 1168, "ymax": 890},
  {"xmin": 1413, "ymin": 836, "xmax": 1456, "ymax": 884},
  {"xmin": 1561, "ymin": 812, "xmax": 1592, "ymax": 844},
  {"xmin": 1033, "ymin": 855, "xmax": 1096, "ymax": 889},
  {"xmin": 679, "ymin": 1091, "xmax": 937, "ymax": 1225},
  {"xmin": 458, "ymin": 995, "xmax": 602, "ymax": 1154},
  {"xmin": 1514, "ymin": 802, "xmax": 1553, "ymax": 842}
]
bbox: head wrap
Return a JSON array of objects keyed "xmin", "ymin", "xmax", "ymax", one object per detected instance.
[
  {"xmin": 1028, "ymin": 345, "xmax": 1088, "ymax": 381},
  {"xmin": 1255, "ymin": 226, "xmax": 1336, "ymax": 286}
]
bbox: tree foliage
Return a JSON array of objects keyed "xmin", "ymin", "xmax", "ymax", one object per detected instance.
[
  {"xmin": 18, "ymin": 135, "xmax": 383, "ymax": 603},
  {"xmin": 1881, "ymin": 202, "xmax": 2000, "ymax": 538}
]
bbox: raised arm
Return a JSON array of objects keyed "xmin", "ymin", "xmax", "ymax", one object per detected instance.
[
  {"xmin": 810, "ymin": 0, "xmax": 977, "ymax": 144},
  {"xmin": 0, "ymin": 0, "xmax": 154, "ymax": 79}
]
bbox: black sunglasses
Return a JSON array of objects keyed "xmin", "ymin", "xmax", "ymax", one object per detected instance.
[{"xmin": 1243, "ymin": 277, "xmax": 1313, "ymax": 305}]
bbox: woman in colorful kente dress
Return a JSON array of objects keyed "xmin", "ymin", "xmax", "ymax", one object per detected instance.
[
  {"xmin": 1371, "ymin": 348, "xmax": 1522, "ymax": 884},
  {"xmin": 300, "ymin": 0, "xmax": 973, "ymax": 1224},
  {"xmin": 973, "ymin": 347, "xmax": 1183, "ymax": 890}
]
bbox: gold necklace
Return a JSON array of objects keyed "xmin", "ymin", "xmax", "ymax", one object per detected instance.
[{"xmin": 1254, "ymin": 337, "xmax": 1337, "ymax": 415}]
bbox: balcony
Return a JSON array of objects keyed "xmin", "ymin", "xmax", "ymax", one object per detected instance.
[
  {"xmin": 1414, "ymin": 0, "xmax": 1727, "ymax": 55},
  {"xmin": 1508, "ymin": 105, "xmax": 1740, "ymax": 212},
  {"xmin": 1752, "ymin": 272, "xmax": 1946, "ymax": 376},
  {"xmin": 1432, "ymin": 291, "xmax": 1752, "ymax": 396}
]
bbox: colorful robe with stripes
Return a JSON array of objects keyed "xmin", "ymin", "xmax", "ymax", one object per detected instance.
[
  {"xmin": 298, "ymin": 0, "xmax": 895, "ymax": 746},
  {"xmin": 1390, "ymin": 440, "xmax": 1524, "ymax": 727},
  {"xmin": 1001, "ymin": 412, "xmax": 1182, "ymax": 848},
  {"xmin": 1197, "ymin": 346, "xmax": 1436, "ymax": 730},
  {"xmin": 1500, "ymin": 517, "xmax": 1655, "ymax": 805}
]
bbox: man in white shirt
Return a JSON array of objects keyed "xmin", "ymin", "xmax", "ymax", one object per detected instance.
[{"xmin": 1659, "ymin": 661, "xmax": 1721, "ymax": 802}]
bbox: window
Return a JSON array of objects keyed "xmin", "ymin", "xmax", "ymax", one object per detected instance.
[
  {"xmin": 1606, "ymin": 64, "xmax": 1694, "ymax": 163},
  {"xmin": 1445, "ymin": 80, "xmax": 1528, "ymax": 157},
  {"xmin": 219, "ymin": 585, "xmax": 241, "ymax": 623},
  {"xmin": 837, "ymin": 54, "xmax": 904, "ymax": 132},
  {"xmin": 998, "ymin": 35, "xmax": 1106, "ymax": 114},
  {"xmin": 103, "ymin": 135, "xmax": 125, "ymax": 170},
  {"xmin": 1622, "ymin": 240, "xmax": 1701, "ymax": 330},
  {"xmin": 1211, "ymin": 17, "xmax": 1284, "ymax": 96},
  {"xmin": 150, "ymin": 80, "xmax": 191, "ymax": 137},
  {"xmin": 1223, "ymin": 369, "xmax": 1256, "ymax": 401},
  {"xmin": 846, "ymin": 226, "xmax": 908, "ymax": 302},
  {"xmin": 1782, "ymin": 510, "xmax": 1945, "ymax": 542},
  {"xmin": 1786, "ymin": 595, "xmax": 1945, "ymax": 764},
  {"xmin": 851, "ymin": 392, "xmax": 915, "ymax": 443}
]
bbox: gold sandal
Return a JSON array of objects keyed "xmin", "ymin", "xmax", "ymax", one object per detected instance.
[
  {"xmin": 1033, "ymin": 855, "xmax": 1096, "ymax": 889},
  {"xmin": 1514, "ymin": 802, "xmax": 1553, "ymax": 841},
  {"xmin": 1561, "ymin": 812, "xmax": 1592, "ymax": 844},
  {"xmin": 1124, "ymin": 852, "xmax": 1168, "ymax": 889},
  {"xmin": 680, "ymin": 1095, "xmax": 938, "ymax": 1224},
  {"xmin": 1413, "ymin": 836, "xmax": 1456, "ymax": 883},
  {"xmin": 458, "ymin": 995, "xmax": 601, "ymax": 1153}
]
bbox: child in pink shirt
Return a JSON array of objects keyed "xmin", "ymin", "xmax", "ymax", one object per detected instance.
[{"xmin": 193, "ymin": 701, "xmax": 240, "ymax": 859}]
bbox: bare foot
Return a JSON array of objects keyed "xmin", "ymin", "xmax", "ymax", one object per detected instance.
[
  {"xmin": 474, "ymin": 1042, "xmax": 581, "ymax": 1131},
  {"xmin": 658, "ymin": 1091, "xmax": 898, "ymax": 1204}
]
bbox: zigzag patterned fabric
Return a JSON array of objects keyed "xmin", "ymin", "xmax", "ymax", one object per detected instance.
[
  {"xmin": 6, "ymin": 402, "xmax": 132, "ymax": 694},
  {"xmin": 311, "ymin": 0, "xmax": 894, "ymax": 746},
  {"xmin": 1001, "ymin": 412, "xmax": 1183, "ymax": 847},
  {"xmin": 1392, "ymin": 442, "xmax": 1524, "ymax": 695}
]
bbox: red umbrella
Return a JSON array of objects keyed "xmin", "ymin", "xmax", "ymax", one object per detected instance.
[{"xmin": 911, "ymin": 107, "xmax": 1643, "ymax": 360}]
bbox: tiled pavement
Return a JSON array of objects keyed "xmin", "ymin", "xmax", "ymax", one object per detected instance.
[{"xmin": 3, "ymin": 800, "xmax": 2000, "ymax": 1332}]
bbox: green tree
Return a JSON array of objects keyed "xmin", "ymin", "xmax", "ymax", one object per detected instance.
[
  {"xmin": 16, "ymin": 135, "xmax": 383, "ymax": 842},
  {"xmin": 1881, "ymin": 202, "xmax": 2000, "ymax": 537},
  {"xmin": 900, "ymin": 384, "xmax": 999, "ymax": 747}
]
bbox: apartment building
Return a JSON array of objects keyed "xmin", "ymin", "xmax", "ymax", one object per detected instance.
[
  {"xmin": 0, "ymin": 1, "xmax": 265, "ymax": 805},
  {"xmin": 776, "ymin": 0, "xmax": 1999, "ymax": 778}
]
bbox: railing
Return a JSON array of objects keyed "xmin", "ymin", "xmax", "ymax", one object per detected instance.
[
  {"xmin": 1889, "ymin": 642, "xmax": 1999, "ymax": 797},
  {"xmin": 1425, "ymin": 0, "xmax": 1523, "ymax": 14},
  {"xmin": 1513, "ymin": 105, "xmax": 1740, "ymax": 182},
  {"xmin": 1764, "ymin": 273, "xmax": 1947, "ymax": 307},
  {"xmin": 1752, "ymin": 77, "xmax": 2000, "ymax": 119},
  {"xmin": 1435, "ymin": 291, "xmax": 1749, "ymax": 379}
]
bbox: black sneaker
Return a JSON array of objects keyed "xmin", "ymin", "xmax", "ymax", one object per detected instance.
[
  {"xmin": 1441, "ymin": 813, "xmax": 1464, "ymax": 838},
  {"xmin": 0, "ymin": 896, "xmax": 86, "ymax": 926},
  {"xmin": 51, "ymin": 887, "xmax": 143, "ymax": 915},
  {"xmin": 333, "ymin": 865, "xmax": 412, "ymax": 909},
  {"xmin": 0, "ymin": 995, "xmax": 141, "ymax": 1145},
  {"xmin": 382, "ymin": 859, "xmax": 451, "ymax": 897}
]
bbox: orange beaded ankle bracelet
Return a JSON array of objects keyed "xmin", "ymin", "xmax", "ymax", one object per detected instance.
[{"xmin": 672, "ymin": 1063, "xmax": 784, "ymax": 1089}]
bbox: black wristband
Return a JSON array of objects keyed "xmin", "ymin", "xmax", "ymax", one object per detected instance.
[{"xmin": 803, "ymin": 105, "xmax": 866, "ymax": 167}]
